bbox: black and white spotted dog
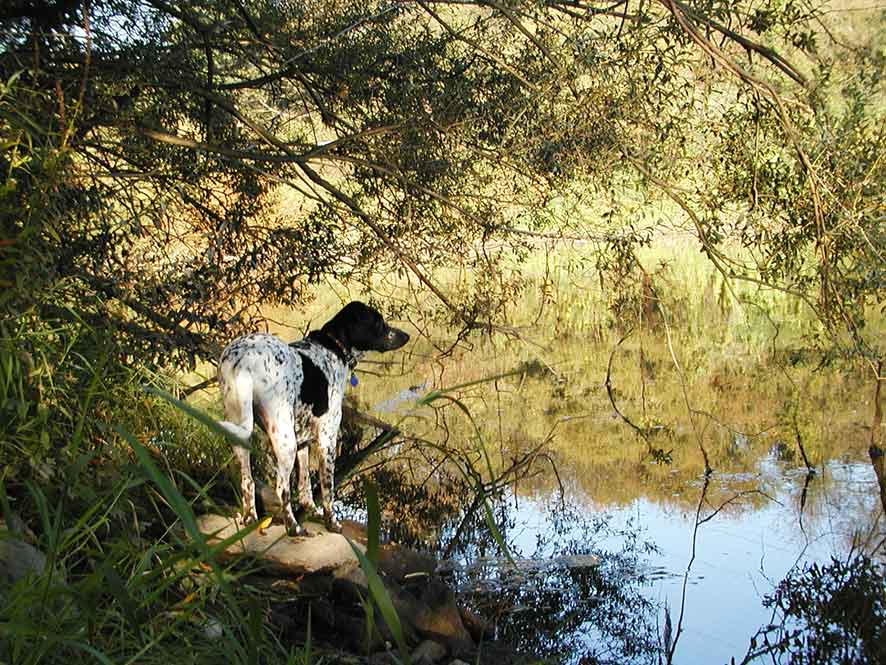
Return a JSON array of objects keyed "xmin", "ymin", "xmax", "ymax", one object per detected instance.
[{"xmin": 217, "ymin": 301, "xmax": 409, "ymax": 535}]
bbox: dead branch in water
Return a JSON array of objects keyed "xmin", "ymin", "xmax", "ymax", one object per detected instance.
[{"xmin": 868, "ymin": 360, "xmax": 885, "ymax": 517}]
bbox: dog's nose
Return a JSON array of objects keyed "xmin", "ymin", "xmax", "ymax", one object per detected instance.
[{"xmin": 388, "ymin": 327, "xmax": 409, "ymax": 348}]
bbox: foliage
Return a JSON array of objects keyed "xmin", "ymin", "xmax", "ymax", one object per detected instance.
[
  {"xmin": 739, "ymin": 555, "xmax": 886, "ymax": 664},
  {"xmin": 0, "ymin": 437, "xmax": 285, "ymax": 665},
  {"xmin": 0, "ymin": 2, "xmax": 883, "ymax": 662},
  {"xmin": 1, "ymin": 1, "xmax": 881, "ymax": 369}
]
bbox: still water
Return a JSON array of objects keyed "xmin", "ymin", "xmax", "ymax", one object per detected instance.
[
  {"xmin": 351, "ymin": 320, "xmax": 884, "ymax": 663},
  {"xmin": 443, "ymin": 453, "xmax": 882, "ymax": 664}
]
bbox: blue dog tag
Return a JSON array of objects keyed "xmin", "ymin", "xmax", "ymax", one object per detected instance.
[{"xmin": 350, "ymin": 374, "xmax": 358, "ymax": 387}]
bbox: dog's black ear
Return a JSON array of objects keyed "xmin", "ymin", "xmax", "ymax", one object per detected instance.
[
  {"xmin": 326, "ymin": 301, "xmax": 374, "ymax": 333},
  {"xmin": 331, "ymin": 301, "xmax": 371, "ymax": 325}
]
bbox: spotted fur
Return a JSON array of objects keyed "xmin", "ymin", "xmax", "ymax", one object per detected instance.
[{"xmin": 217, "ymin": 301, "xmax": 409, "ymax": 535}]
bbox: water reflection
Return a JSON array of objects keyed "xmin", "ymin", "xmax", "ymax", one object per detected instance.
[
  {"xmin": 446, "ymin": 453, "xmax": 883, "ymax": 664},
  {"xmin": 346, "ymin": 329, "xmax": 884, "ymax": 662},
  {"xmin": 442, "ymin": 505, "xmax": 661, "ymax": 664}
]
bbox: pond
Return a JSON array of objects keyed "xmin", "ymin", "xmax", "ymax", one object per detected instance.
[
  {"xmin": 341, "ymin": 323, "xmax": 885, "ymax": 664},
  {"xmin": 261, "ymin": 255, "xmax": 884, "ymax": 663},
  {"xmin": 441, "ymin": 455, "xmax": 882, "ymax": 664}
]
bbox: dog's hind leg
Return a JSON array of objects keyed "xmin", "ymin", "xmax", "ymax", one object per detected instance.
[
  {"xmin": 266, "ymin": 412, "xmax": 301, "ymax": 536},
  {"xmin": 296, "ymin": 444, "xmax": 319, "ymax": 516},
  {"xmin": 231, "ymin": 444, "xmax": 257, "ymax": 524},
  {"xmin": 219, "ymin": 372, "xmax": 258, "ymax": 524}
]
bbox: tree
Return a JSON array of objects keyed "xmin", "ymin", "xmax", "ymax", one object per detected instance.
[{"xmin": 1, "ymin": 1, "xmax": 882, "ymax": 369}]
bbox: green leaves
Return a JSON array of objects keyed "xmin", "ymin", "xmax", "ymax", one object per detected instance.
[{"xmin": 4, "ymin": 0, "xmax": 878, "ymax": 369}]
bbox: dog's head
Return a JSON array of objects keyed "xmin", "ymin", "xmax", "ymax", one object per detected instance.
[{"xmin": 323, "ymin": 301, "xmax": 410, "ymax": 353}]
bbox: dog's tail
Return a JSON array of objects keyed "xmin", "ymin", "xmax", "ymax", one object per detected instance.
[
  {"xmin": 217, "ymin": 369, "xmax": 254, "ymax": 445},
  {"xmin": 218, "ymin": 419, "xmax": 252, "ymax": 445}
]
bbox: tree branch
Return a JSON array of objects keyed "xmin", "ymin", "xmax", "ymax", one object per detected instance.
[{"xmin": 674, "ymin": 0, "xmax": 807, "ymax": 85}]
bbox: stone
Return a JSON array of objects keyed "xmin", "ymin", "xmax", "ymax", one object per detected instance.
[
  {"xmin": 333, "ymin": 560, "xmax": 369, "ymax": 589},
  {"xmin": 397, "ymin": 577, "xmax": 474, "ymax": 655},
  {"xmin": 201, "ymin": 617, "xmax": 223, "ymax": 639},
  {"xmin": 458, "ymin": 604, "xmax": 492, "ymax": 642},
  {"xmin": 412, "ymin": 639, "xmax": 448, "ymax": 665},
  {"xmin": 0, "ymin": 532, "xmax": 47, "ymax": 585},
  {"xmin": 339, "ymin": 519, "xmax": 368, "ymax": 544},
  {"xmin": 553, "ymin": 553, "xmax": 601, "ymax": 568},
  {"xmin": 1, "ymin": 513, "xmax": 36, "ymax": 543},
  {"xmin": 377, "ymin": 544, "xmax": 436, "ymax": 583},
  {"xmin": 196, "ymin": 513, "xmax": 364, "ymax": 575},
  {"xmin": 331, "ymin": 561, "xmax": 370, "ymax": 606}
]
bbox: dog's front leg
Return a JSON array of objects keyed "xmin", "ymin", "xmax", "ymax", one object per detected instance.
[
  {"xmin": 317, "ymin": 441, "xmax": 341, "ymax": 533},
  {"xmin": 296, "ymin": 445, "xmax": 318, "ymax": 515}
]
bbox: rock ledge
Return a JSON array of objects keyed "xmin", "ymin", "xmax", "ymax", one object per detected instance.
[{"xmin": 196, "ymin": 514, "xmax": 364, "ymax": 575}]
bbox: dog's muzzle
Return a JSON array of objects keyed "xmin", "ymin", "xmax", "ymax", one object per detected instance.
[{"xmin": 383, "ymin": 327, "xmax": 410, "ymax": 351}]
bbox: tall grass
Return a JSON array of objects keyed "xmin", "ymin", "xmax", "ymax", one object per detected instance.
[
  {"xmin": 0, "ymin": 311, "xmax": 291, "ymax": 664},
  {"xmin": 0, "ymin": 442, "xmax": 289, "ymax": 665}
]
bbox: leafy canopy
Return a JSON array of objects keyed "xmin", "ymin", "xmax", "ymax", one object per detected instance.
[{"xmin": 1, "ymin": 1, "xmax": 882, "ymax": 366}]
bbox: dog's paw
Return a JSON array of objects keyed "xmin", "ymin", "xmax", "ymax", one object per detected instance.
[
  {"xmin": 240, "ymin": 511, "xmax": 259, "ymax": 527},
  {"xmin": 324, "ymin": 518, "xmax": 343, "ymax": 534}
]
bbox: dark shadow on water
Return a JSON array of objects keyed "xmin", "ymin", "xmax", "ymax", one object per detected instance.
[
  {"xmin": 439, "ymin": 501, "xmax": 664, "ymax": 664},
  {"xmin": 737, "ymin": 555, "xmax": 886, "ymax": 665}
]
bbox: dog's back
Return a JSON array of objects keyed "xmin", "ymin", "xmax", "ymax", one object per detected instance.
[
  {"xmin": 218, "ymin": 333, "xmax": 303, "ymax": 441},
  {"xmin": 217, "ymin": 301, "xmax": 409, "ymax": 535}
]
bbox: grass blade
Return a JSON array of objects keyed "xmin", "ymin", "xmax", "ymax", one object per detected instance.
[
  {"xmin": 143, "ymin": 384, "xmax": 251, "ymax": 450},
  {"xmin": 363, "ymin": 477, "xmax": 380, "ymax": 565},
  {"xmin": 347, "ymin": 539, "xmax": 410, "ymax": 665},
  {"xmin": 120, "ymin": 427, "xmax": 207, "ymax": 554},
  {"xmin": 99, "ymin": 561, "xmax": 142, "ymax": 636}
]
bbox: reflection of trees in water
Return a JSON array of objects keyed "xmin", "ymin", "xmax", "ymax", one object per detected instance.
[
  {"xmin": 736, "ymin": 555, "xmax": 886, "ymax": 665},
  {"xmin": 461, "ymin": 562, "xmax": 659, "ymax": 664},
  {"xmin": 445, "ymin": 502, "xmax": 662, "ymax": 664},
  {"xmin": 356, "ymin": 439, "xmax": 886, "ymax": 664}
]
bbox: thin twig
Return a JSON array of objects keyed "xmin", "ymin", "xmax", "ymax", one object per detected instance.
[{"xmin": 604, "ymin": 328, "xmax": 647, "ymax": 439}]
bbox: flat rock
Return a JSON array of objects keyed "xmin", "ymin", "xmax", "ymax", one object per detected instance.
[
  {"xmin": 0, "ymin": 533, "xmax": 47, "ymax": 585},
  {"xmin": 196, "ymin": 514, "xmax": 364, "ymax": 576}
]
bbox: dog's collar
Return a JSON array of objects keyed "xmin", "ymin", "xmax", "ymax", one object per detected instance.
[{"xmin": 307, "ymin": 330, "xmax": 358, "ymax": 370}]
